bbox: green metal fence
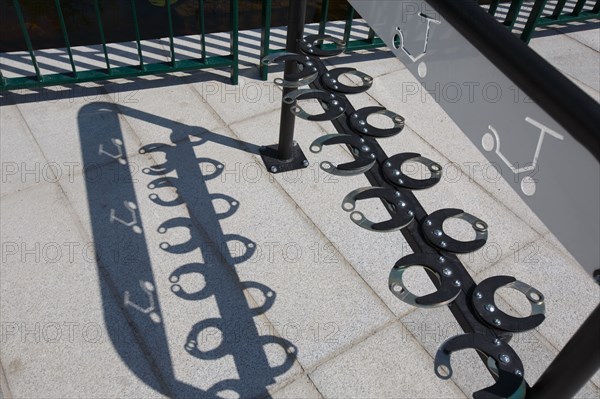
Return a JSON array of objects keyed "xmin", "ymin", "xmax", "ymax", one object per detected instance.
[
  {"xmin": 259, "ymin": 0, "xmax": 385, "ymax": 80},
  {"xmin": 485, "ymin": 0, "xmax": 600, "ymax": 42},
  {"xmin": 3, "ymin": 0, "xmax": 595, "ymax": 91},
  {"xmin": 1, "ymin": 0, "xmax": 383, "ymax": 90},
  {"xmin": 1, "ymin": 0, "xmax": 239, "ymax": 91}
]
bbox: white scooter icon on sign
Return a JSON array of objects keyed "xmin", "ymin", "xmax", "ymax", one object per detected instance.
[{"xmin": 482, "ymin": 117, "xmax": 564, "ymax": 196}]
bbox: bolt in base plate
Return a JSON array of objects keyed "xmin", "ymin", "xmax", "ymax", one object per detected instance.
[{"xmin": 260, "ymin": 144, "xmax": 309, "ymax": 174}]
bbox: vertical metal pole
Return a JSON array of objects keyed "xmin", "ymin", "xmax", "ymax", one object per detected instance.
[
  {"xmin": 529, "ymin": 303, "xmax": 600, "ymax": 398},
  {"xmin": 260, "ymin": 0, "xmax": 272, "ymax": 81},
  {"xmin": 276, "ymin": 0, "xmax": 307, "ymax": 161}
]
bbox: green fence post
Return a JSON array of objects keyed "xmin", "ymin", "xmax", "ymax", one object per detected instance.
[
  {"xmin": 198, "ymin": 0, "xmax": 206, "ymax": 63},
  {"xmin": 571, "ymin": 0, "xmax": 588, "ymax": 16},
  {"xmin": 503, "ymin": 0, "xmax": 524, "ymax": 30},
  {"xmin": 230, "ymin": 0, "xmax": 239, "ymax": 84},
  {"xmin": 318, "ymin": 0, "xmax": 330, "ymax": 36},
  {"xmin": 260, "ymin": 0, "xmax": 272, "ymax": 81},
  {"xmin": 488, "ymin": 0, "xmax": 500, "ymax": 16},
  {"xmin": 343, "ymin": 4, "xmax": 355, "ymax": 46},
  {"xmin": 521, "ymin": 0, "xmax": 549, "ymax": 43},
  {"xmin": 367, "ymin": 28, "xmax": 376, "ymax": 43},
  {"xmin": 166, "ymin": 0, "xmax": 176, "ymax": 66},
  {"xmin": 93, "ymin": 0, "xmax": 111, "ymax": 73},
  {"xmin": 130, "ymin": 0, "xmax": 145, "ymax": 70},
  {"xmin": 55, "ymin": 0, "xmax": 78, "ymax": 77},
  {"xmin": 551, "ymin": 0, "xmax": 568, "ymax": 19},
  {"xmin": 12, "ymin": 0, "xmax": 43, "ymax": 82}
]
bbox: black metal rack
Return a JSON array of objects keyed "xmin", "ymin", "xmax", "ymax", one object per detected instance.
[{"xmin": 262, "ymin": 0, "xmax": 600, "ymax": 397}]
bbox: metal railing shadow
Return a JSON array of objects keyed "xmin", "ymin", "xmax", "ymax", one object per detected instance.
[{"xmin": 77, "ymin": 101, "xmax": 296, "ymax": 398}]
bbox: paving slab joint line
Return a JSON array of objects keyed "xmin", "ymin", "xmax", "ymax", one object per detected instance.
[
  {"xmin": 10, "ymin": 102, "xmax": 53, "ymax": 170},
  {"xmin": 305, "ymin": 318, "xmax": 399, "ymax": 375},
  {"xmin": 184, "ymin": 74, "xmax": 280, "ymax": 126},
  {"xmin": 547, "ymin": 26, "xmax": 600, "ymax": 55},
  {"xmin": 263, "ymin": 371, "xmax": 326, "ymax": 399},
  {"xmin": 561, "ymin": 72, "xmax": 600, "ymax": 98},
  {"xmin": 473, "ymin": 233, "xmax": 545, "ymax": 276},
  {"xmin": 396, "ymin": 318, "xmax": 472, "ymax": 399},
  {"xmin": 49, "ymin": 178, "xmax": 175, "ymax": 396},
  {"xmin": 0, "ymin": 177, "xmax": 47, "ymax": 199},
  {"xmin": 305, "ymin": 373, "xmax": 326, "ymax": 399},
  {"xmin": 482, "ymin": 234, "xmax": 591, "ymax": 288},
  {"xmin": 541, "ymin": 230, "xmax": 581, "ymax": 266},
  {"xmin": 0, "ymin": 359, "xmax": 13, "ymax": 399}
]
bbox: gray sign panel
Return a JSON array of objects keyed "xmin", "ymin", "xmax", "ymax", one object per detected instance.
[{"xmin": 350, "ymin": 0, "xmax": 599, "ymax": 274}]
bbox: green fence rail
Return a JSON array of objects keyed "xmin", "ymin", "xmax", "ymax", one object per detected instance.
[
  {"xmin": 484, "ymin": 0, "xmax": 600, "ymax": 42},
  {"xmin": 1, "ymin": 0, "xmax": 239, "ymax": 91},
  {"xmin": 259, "ymin": 0, "xmax": 385, "ymax": 80}
]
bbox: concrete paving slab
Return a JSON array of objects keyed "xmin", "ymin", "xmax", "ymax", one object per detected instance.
[
  {"xmin": 550, "ymin": 23, "xmax": 600, "ymax": 53},
  {"xmin": 310, "ymin": 321, "xmax": 467, "ymax": 399},
  {"xmin": 271, "ymin": 374, "xmax": 323, "ymax": 399},
  {"xmin": 229, "ymin": 109, "xmax": 415, "ymax": 317},
  {"xmin": 188, "ymin": 74, "xmax": 282, "ymax": 126},
  {"xmin": 474, "ymin": 237, "xmax": 600, "ymax": 353},
  {"xmin": 58, "ymin": 143, "xmax": 302, "ymax": 398},
  {"xmin": 0, "ymin": 105, "xmax": 49, "ymax": 197},
  {"xmin": 530, "ymin": 33, "xmax": 600, "ymax": 91},
  {"xmin": 565, "ymin": 74, "xmax": 600, "ymax": 102},
  {"xmin": 0, "ymin": 182, "xmax": 165, "ymax": 399}
]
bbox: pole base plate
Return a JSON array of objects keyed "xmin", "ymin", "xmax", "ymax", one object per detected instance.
[{"xmin": 260, "ymin": 143, "xmax": 309, "ymax": 174}]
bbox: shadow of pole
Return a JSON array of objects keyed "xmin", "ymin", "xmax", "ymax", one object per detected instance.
[{"xmin": 77, "ymin": 101, "xmax": 296, "ymax": 398}]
